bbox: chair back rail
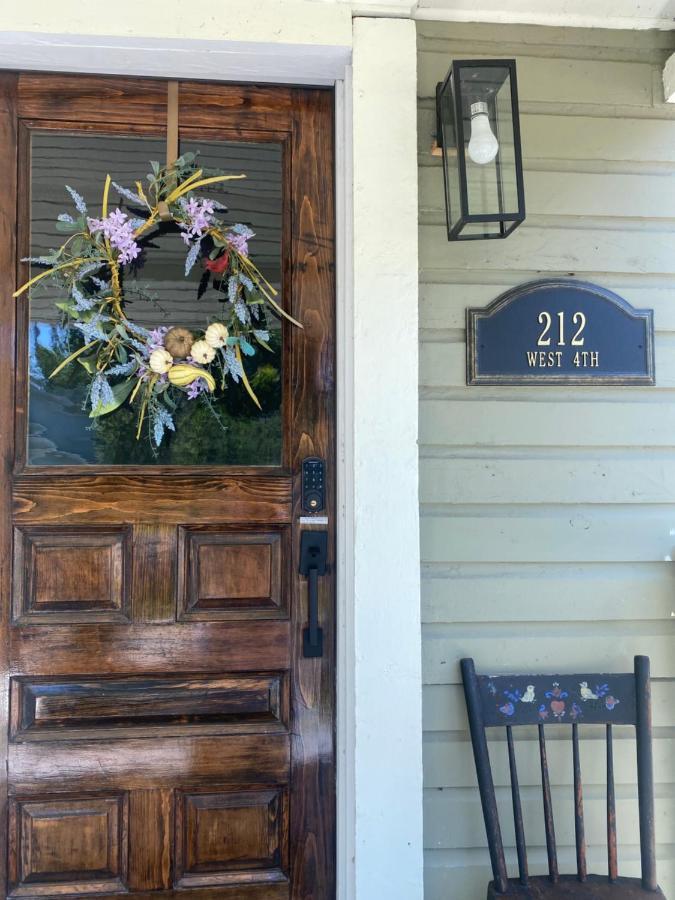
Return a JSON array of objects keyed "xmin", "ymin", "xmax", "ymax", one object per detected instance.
[{"xmin": 460, "ymin": 655, "xmax": 659, "ymax": 895}]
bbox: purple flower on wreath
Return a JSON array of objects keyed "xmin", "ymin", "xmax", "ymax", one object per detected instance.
[
  {"xmin": 227, "ymin": 225, "xmax": 255, "ymax": 257},
  {"xmin": 87, "ymin": 209, "xmax": 141, "ymax": 265},
  {"xmin": 178, "ymin": 197, "xmax": 216, "ymax": 245},
  {"xmin": 186, "ymin": 377, "xmax": 211, "ymax": 400},
  {"xmin": 147, "ymin": 326, "xmax": 169, "ymax": 352}
]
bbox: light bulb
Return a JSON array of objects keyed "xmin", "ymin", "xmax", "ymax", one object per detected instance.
[{"xmin": 467, "ymin": 101, "xmax": 499, "ymax": 165}]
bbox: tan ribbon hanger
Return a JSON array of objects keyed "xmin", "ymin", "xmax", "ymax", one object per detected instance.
[{"xmin": 159, "ymin": 80, "xmax": 180, "ymax": 221}]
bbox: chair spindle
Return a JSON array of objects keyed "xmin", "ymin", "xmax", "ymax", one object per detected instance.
[
  {"xmin": 506, "ymin": 725, "xmax": 528, "ymax": 886},
  {"xmin": 572, "ymin": 723, "xmax": 587, "ymax": 881},
  {"xmin": 635, "ymin": 655, "xmax": 658, "ymax": 892},
  {"xmin": 538, "ymin": 723, "xmax": 559, "ymax": 882},
  {"xmin": 606, "ymin": 722, "xmax": 618, "ymax": 882}
]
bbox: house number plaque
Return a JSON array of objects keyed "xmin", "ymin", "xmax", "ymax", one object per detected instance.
[{"xmin": 467, "ymin": 279, "xmax": 655, "ymax": 385}]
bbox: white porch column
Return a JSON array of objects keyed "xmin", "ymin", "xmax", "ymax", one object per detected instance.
[{"xmin": 351, "ymin": 16, "xmax": 423, "ymax": 900}]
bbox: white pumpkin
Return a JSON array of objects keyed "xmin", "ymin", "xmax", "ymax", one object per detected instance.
[
  {"xmin": 204, "ymin": 322, "xmax": 229, "ymax": 348},
  {"xmin": 148, "ymin": 348, "xmax": 173, "ymax": 374},
  {"xmin": 191, "ymin": 340, "xmax": 217, "ymax": 364}
]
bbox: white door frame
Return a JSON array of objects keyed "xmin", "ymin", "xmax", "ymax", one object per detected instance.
[{"xmin": 0, "ymin": 22, "xmax": 423, "ymax": 900}]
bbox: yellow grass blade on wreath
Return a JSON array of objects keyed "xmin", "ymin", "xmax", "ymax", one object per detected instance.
[
  {"xmin": 49, "ymin": 340, "xmax": 98, "ymax": 379},
  {"xmin": 13, "ymin": 258, "xmax": 93, "ymax": 298},
  {"xmin": 235, "ymin": 344, "xmax": 261, "ymax": 410},
  {"xmin": 166, "ymin": 173, "xmax": 246, "ymax": 205}
]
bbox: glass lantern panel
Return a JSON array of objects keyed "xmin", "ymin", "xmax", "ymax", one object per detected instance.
[
  {"xmin": 458, "ymin": 64, "xmax": 516, "ymax": 223},
  {"xmin": 439, "ymin": 81, "xmax": 462, "ymax": 236},
  {"xmin": 459, "ymin": 221, "xmax": 504, "ymax": 239},
  {"xmin": 494, "ymin": 72, "xmax": 519, "ymax": 215}
]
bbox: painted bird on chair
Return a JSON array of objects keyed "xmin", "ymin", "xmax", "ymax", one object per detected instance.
[
  {"xmin": 520, "ymin": 684, "xmax": 536, "ymax": 703},
  {"xmin": 579, "ymin": 681, "xmax": 610, "ymax": 701}
]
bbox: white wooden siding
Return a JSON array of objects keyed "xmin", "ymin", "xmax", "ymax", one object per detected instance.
[{"xmin": 418, "ymin": 21, "xmax": 675, "ymax": 900}]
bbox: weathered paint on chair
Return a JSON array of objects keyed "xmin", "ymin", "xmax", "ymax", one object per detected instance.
[{"xmin": 461, "ymin": 656, "xmax": 665, "ymax": 899}]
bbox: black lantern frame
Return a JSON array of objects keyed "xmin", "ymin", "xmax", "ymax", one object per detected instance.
[{"xmin": 436, "ymin": 59, "xmax": 525, "ymax": 241}]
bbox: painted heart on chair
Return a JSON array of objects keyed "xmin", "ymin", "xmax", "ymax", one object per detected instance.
[{"xmin": 550, "ymin": 699, "xmax": 566, "ymax": 719}]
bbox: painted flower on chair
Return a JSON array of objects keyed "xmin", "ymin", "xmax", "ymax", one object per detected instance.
[
  {"xmin": 545, "ymin": 683, "xmax": 569, "ymax": 720},
  {"xmin": 605, "ymin": 695, "xmax": 620, "ymax": 711}
]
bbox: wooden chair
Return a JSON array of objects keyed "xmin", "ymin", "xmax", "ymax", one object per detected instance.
[{"xmin": 461, "ymin": 655, "xmax": 665, "ymax": 898}]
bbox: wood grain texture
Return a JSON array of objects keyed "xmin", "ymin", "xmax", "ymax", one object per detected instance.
[
  {"xmin": 9, "ymin": 734, "xmax": 289, "ymax": 792},
  {"xmin": 10, "ymin": 674, "xmax": 286, "ymax": 740},
  {"xmin": 0, "ymin": 72, "xmax": 18, "ymax": 900},
  {"xmin": 12, "ymin": 527, "xmax": 131, "ymax": 624},
  {"xmin": 175, "ymin": 789, "xmax": 288, "ymax": 888},
  {"xmin": 132, "ymin": 524, "xmax": 176, "ymax": 624},
  {"xmin": 17, "ymin": 76, "xmax": 295, "ymax": 133},
  {"xmin": 14, "ymin": 475, "xmax": 292, "ymax": 524},
  {"xmin": 10, "ymin": 621, "xmax": 290, "ymax": 676},
  {"xmin": 128, "ymin": 790, "xmax": 172, "ymax": 891},
  {"xmin": 50, "ymin": 887, "xmax": 289, "ymax": 900},
  {"xmin": 8, "ymin": 794, "xmax": 128, "ymax": 897},
  {"xmin": 179, "ymin": 528, "xmax": 288, "ymax": 621},
  {"xmin": 2, "ymin": 74, "xmax": 334, "ymax": 900},
  {"xmin": 288, "ymin": 87, "xmax": 336, "ymax": 900}
]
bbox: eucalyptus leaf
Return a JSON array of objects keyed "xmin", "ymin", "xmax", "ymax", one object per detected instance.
[
  {"xmin": 55, "ymin": 301, "xmax": 78, "ymax": 318},
  {"xmin": 89, "ymin": 378, "xmax": 135, "ymax": 418},
  {"xmin": 253, "ymin": 335, "xmax": 273, "ymax": 352},
  {"xmin": 239, "ymin": 337, "xmax": 256, "ymax": 357},
  {"xmin": 77, "ymin": 353, "xmax": 98, "ymax": 375},
  {"xmin": 55, "ymin": 219, "xmax": 80, "ymax": 233}
]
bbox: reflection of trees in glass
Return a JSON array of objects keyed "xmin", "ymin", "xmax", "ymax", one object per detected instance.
[{"xmin": 30, "ymin": 325, "xmax": 282, "ymax": 466}]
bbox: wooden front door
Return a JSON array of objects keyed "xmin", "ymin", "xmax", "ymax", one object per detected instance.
[{"xmin": 0, "ymin": 74, "xmax": 335, "ymax": 899}]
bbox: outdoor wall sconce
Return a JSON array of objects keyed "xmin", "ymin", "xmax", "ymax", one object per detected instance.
[{"xmin": 436, "ymin": 59, "xmax": 525, "ymax": 241}]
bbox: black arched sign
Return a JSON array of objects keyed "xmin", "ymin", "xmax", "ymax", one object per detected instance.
[{"xmin": 467, "ymin": 279, "xmax": 655, "ymax": 385}]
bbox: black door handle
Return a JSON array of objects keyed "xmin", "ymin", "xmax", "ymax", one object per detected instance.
[{"xmin": 299, "ymin": 531, "xmax": 327, "ymax": 658}]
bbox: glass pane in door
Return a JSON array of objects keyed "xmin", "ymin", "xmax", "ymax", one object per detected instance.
[{"xmin": 27, "ymin": 131, "xmax": 283, "ymax": 466}]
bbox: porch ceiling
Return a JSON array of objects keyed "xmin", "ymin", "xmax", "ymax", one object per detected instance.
[{"xmin": 389, "ymin": 0, "xmax": 675, "ymax": 29}]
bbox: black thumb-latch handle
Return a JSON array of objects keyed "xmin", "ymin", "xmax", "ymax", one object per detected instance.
[
  {"xmin": 300, "ymin": 531, "xmax": 327, "ymax": 658},
  {"xmin": 304, "ymin": 566, "xmax": 322, "ymax": 657}
]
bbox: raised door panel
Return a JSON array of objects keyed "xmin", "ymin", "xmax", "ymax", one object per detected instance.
[
  {"xmin": 179, "ymin": 528, "xmax": 287, "ymax": 620},
  {"xmin": 8, "ymin": 794, "xmax": 127, "ymax": 897},
  {"xmin": 175, "ymin": 789, "xmax": 288, "ymax": 888},
  {"xmin": 10, "ymin": 673, "xmax": 287, "ymax": 740},
  {"xmin": 12, "ymin": 527, "xmax": 131, "ymax": 623}
]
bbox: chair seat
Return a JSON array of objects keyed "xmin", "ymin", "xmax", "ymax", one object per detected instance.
[{"xmin": 487, "ymin": 874, "xmax": 667, "ymax": 898}]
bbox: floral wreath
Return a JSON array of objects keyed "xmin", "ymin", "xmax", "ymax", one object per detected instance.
[{"xmin": 15, "ymin": 152, "xmax": 299, "ymax": 448}]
